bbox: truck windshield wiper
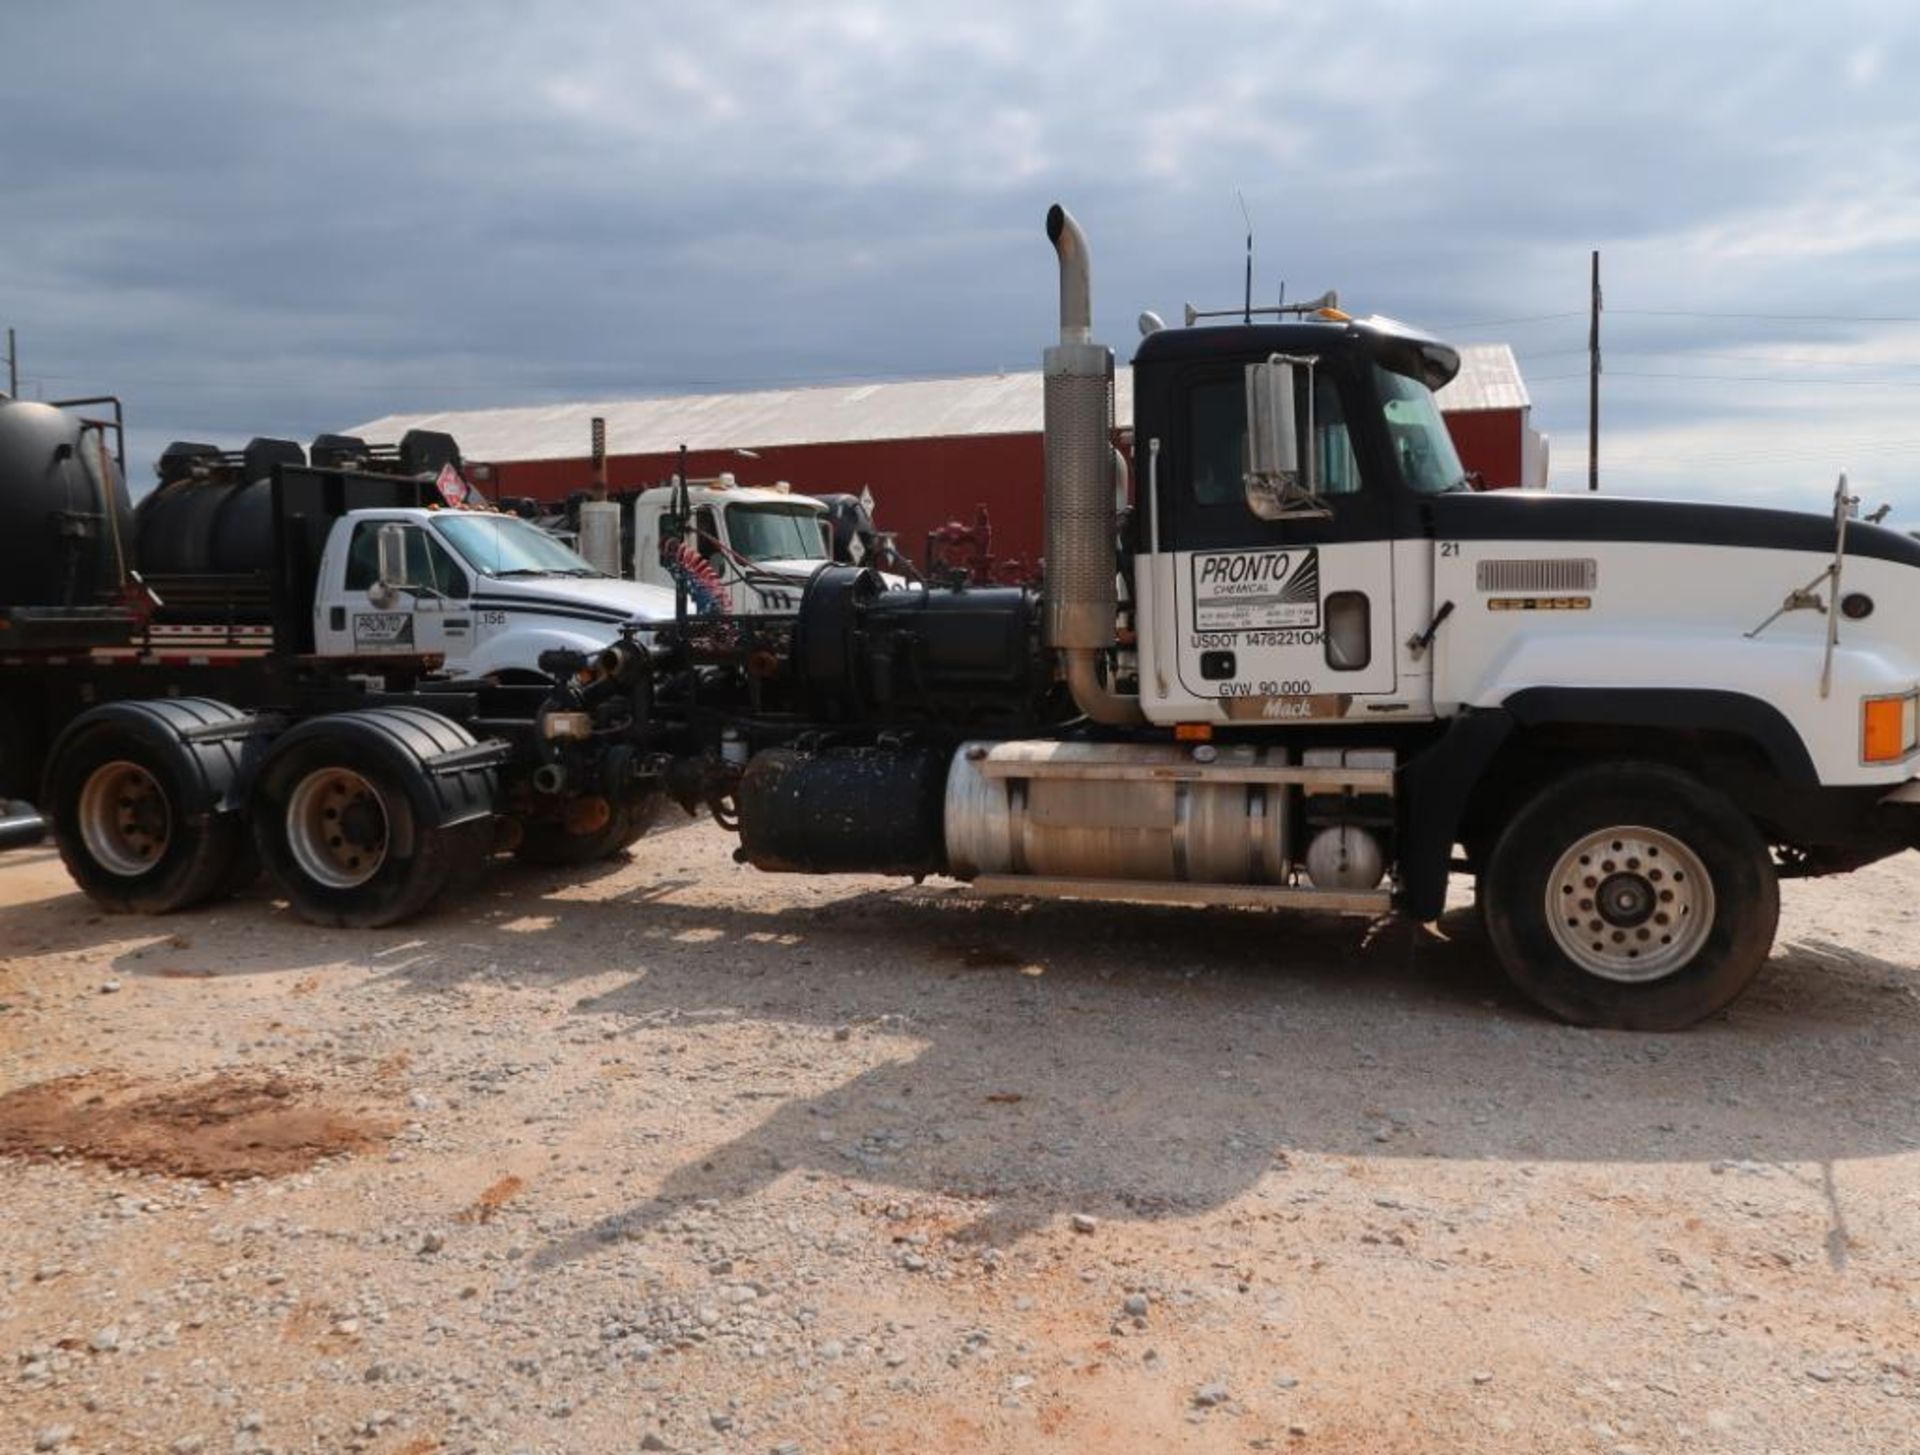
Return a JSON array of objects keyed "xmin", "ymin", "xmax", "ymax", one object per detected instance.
[{"xmin": 491, "ymin": 567, "xmax": 555, "ymax": 578}]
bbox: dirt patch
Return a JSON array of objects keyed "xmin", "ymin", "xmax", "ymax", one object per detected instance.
[
  {"xmin": 0, "ymin": 1071, "xmax": 394, "ymax": 1182},
  {"xmin": 457, "ymin": 1173, "xmax": 528, "ymax": 1224}
]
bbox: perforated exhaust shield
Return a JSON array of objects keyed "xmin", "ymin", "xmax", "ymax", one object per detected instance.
[{"xmin": 1043, "ymin": 341, "xmax": 1116, "ymax": 649}]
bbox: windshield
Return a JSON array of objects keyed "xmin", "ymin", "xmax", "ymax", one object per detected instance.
[
  {"xmin": 435, "ymin": 514, "xmax": 605, "ymax": 577},
  {"xmin": 727, "ymin": 503, "xmax": 829, "ymax": 563},
  {"xmin": 1375, "ymin": 365, "xmax": 1469, "ymax": 494}
]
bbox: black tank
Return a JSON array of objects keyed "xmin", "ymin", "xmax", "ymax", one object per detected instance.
[
  {"xmin": 132, "ymin": 437, "xmax": 304, "ymax": 576},
  {"xmin": 0, "ymin": 397, "xmax": 135, "ymax": 610}
]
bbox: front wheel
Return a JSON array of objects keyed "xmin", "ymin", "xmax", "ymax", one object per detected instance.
[{"xmin": 1481, "ymin": 762, "xmax": 1777, "ymax": 1031}]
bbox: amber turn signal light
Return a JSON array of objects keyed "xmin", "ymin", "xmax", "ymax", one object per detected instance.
[{"xmin": 1861, "ymin": 692, "xmax": 1918, "ymax": 763}]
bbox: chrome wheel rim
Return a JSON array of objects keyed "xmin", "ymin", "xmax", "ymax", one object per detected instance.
[
  {"xmin": 77, "ymin": 760, "xmax": 171, "ymax": 877},
  {"xmin": 1546, "ymin": 825, "xmax": 1713, "ymax": 982},
  {"xmin": 286, "ymin": 767, "xmax": 389, "ymax": 890}
]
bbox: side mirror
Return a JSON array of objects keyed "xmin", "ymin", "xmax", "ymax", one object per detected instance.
[
  {"xmin": 1245, "ymin": 359, "xmax": 1299, "ymax": 480},
  {"xmin": 369, "ymin": 522, "xmax": 414, "ymax": 605},
  {"xmin": 1244, "ymin": 356, "xmax": 1325, "ymax": 521}
]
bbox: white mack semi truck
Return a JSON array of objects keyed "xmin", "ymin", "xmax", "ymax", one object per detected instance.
[{"xmin": 610, "ymin": 204, "xmax": 1920, "ymax": 1032}]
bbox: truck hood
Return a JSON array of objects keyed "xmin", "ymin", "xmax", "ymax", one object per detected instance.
[
  {"xmin": 748, "ymin": 559, "xmax": 831, "ymax": 582},
  {"xmin": 739, "ymin": 559, "xmax": 908, "ymax": 592},
  {"xmin": 1426, "ymin": 490, "xmax": 1920, "ymax": 569},
  {"xmin": 470, "ymin": 574, "xmax": 678, "ymax": 627}
]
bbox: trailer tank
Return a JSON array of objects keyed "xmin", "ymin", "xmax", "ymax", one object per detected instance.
[
  {"xmin": 131, "ymin": 429, "xmax": 464, "ymax": 578},
  {"xmin": 133, "ymin": 438, "xmax": 302, "ymax": 577},
  {"xmin": 0, "ymin": 396, "xmax": 134, "ymax": 611}
]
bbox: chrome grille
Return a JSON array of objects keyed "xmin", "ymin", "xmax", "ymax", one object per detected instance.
[{"xmin": 1475, "ymin": 557, "xmax": 1597, "ymax": 593}]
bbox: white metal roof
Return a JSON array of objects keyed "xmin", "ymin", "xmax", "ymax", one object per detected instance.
[
  {"xmin": 351, "ymin": 344, "xmax": 1525, "ymax": 463},
  {"xmin": 1436, "ymin": 343, "xmax": 1531, "ymax": 414}
]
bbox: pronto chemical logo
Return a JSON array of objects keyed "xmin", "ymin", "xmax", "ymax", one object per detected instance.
[
  {"xmin": 352, "ymin": 612, "xmax": 414, "ymax": 648},
  {"xmin": 1190, "ymin": 549, "xmax": 1320, "ymax": 632}
]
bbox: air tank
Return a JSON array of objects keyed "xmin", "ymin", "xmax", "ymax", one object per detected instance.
[{"xmin": 0, "ymin": 397, "xmax": 134, "ymax": 611}]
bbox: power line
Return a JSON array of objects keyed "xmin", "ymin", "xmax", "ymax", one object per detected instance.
[
  {"xmin": 1523, "ymin": 366, "xmax": 1920, "ymax": 389},
  {"xmin": 1611, "ymin": 308, "xmax": 1920, "ymax": 324},
  {"xmin": 1597, "ymin": 369, "xmax": 1920, "ymax": 389},
  {"xmin": 1426, "ymin": 310, "xmax": 1585, "ymax": 329},
  {"xmin": 1619, "ymin": 349, "xmax": 1920, "ymax": 371}
]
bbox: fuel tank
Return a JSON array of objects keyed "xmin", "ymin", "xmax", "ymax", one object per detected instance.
[{"xmin": 945, "ymin": 740, "xmax": 1295, "ymax": 885}]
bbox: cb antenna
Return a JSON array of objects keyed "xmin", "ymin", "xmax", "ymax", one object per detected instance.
[{"xmin": 1237, "ymin": 190, "xmax": 1254, "ymax": 325}]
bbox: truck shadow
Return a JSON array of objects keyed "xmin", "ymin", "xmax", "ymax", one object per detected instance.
[
  {"xmin": 370, "ymin": 874, "xmax": 1918, "ymax": 1271},
  {"xmin": 7, "ymin": 843, "xmax": 1913, "ymax": 1268}
]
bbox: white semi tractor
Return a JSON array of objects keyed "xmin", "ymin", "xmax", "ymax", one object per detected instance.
[
  {"xmin": 619, "ymin": 204, "xmax": 1920, "ymax": 1032},
  {"xmin": 627, "ymin": 477, "xmax": 838, "ymax": 614},
  {"xmin": 15, "ymin": 205, "xmax": 1920, "ymax": 1034}
]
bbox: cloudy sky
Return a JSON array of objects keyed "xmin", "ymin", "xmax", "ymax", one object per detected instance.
[{"xmin": 4, "ymin": 1, "xmax": 1918, "ymax": 511}]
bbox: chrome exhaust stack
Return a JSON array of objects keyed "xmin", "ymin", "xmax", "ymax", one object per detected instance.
[{"xmin": 1043, "ymin": 204, "xmax": 1143, "ymax": 725}]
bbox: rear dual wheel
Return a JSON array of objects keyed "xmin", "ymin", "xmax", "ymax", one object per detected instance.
[
  {"xmin": 45, "ymin": 701, "xmax": 254, "ymax": 915},
  {"xmin": 514, "ymin": 791, "xmax": 664, "ymax": 867},
  {"xmin": 1482, "ymin": 762, "xmax": 1777, "ymax": 1031},
  {"xmin": 252, "ymin": 710, "xmax": 493, "ymax": 928}
]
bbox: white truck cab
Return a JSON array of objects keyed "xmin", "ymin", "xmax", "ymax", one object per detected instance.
[
  {"xmin": 312, "ymin": 507, "xmax": 675, "ymax": 679},
  {"xmin": 630, "ymin": 479, "xmax": 837, "ymax": 615}
]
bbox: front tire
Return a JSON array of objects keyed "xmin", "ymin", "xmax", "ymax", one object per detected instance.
[{"xmin": 1481, "ymin": 762, "xmax": 1777, "ymax": 1031}]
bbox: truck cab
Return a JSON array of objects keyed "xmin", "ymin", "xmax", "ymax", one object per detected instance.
[
  {"xmin": 630, "ymin": 479, "xmax": 836, "ymax": 614},
  {"xmin": 1129, "ymin": 313, "xmax": 1462, "ymax": 728},
  {"xmin": 311, "ymin": 507, "xmax": 675, "ymax": 679}
]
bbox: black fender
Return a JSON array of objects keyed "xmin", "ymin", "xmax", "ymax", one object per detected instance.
[
  {"xmin": 1501, "ymin": 687, "xmax": 1818, "ymax": 787},
  {"xmin": 254, "ymin": 706, "xmax": 498, "ymax": 853},
  {"xmin": 1397, "ymin": 709, "xmax": 1514, "ymax": 921},
  {"xmin": 44, "ymin": 697, "xmax": 269, "ymax": 820}
]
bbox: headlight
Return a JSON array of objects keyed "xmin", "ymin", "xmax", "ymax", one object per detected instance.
[{"xmin": 1860, "ymin": 689, "xmax": 1920, "ymax": 764}]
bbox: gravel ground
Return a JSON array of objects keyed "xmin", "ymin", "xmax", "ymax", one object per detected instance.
[{"xmin": 2, "ymin": 811, "xmax": 1918, "ymax": 1454}]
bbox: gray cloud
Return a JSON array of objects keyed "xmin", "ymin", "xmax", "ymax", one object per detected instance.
[{"xmin": 3, "ymin": 1, "xmax": 1917, "ymax": 509}]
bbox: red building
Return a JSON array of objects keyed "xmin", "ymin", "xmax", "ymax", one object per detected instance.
[{"xmin": 355, "ymin": 345, "xmax": 1541, "ymax": 574}]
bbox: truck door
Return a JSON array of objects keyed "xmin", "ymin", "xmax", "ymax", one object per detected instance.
[
  {"xmin": 1162, "ymin": 362, "xmax": 1398, "ymax": 721},
  {"xmin": 631, "ymin": 500, "xmax": 665, "ymax": 588},
  {"xmin": 322, "ymin": 519, "xmax": 474, "ymax": 669}
]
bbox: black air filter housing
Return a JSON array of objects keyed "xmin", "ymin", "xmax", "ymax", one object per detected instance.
[
  {"xmin": 790, "ymin": 565, "xmax": 1046, "ymax": 726},
  {"xmin": 309, "ymin": 433, "xmax": 370, "ymax": 470},
  {"xmin": 398, "ymin": 428, "xmax": 461, "ymax": 478}
]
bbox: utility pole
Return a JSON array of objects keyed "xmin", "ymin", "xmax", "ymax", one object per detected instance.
[
  {"xmin": 1587, "ymin": 250, "xmax": 1601, "ymax": 492},
  {"xmin": 5, "ymin": 328, "xmax": 16, "ymax": 398}
]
